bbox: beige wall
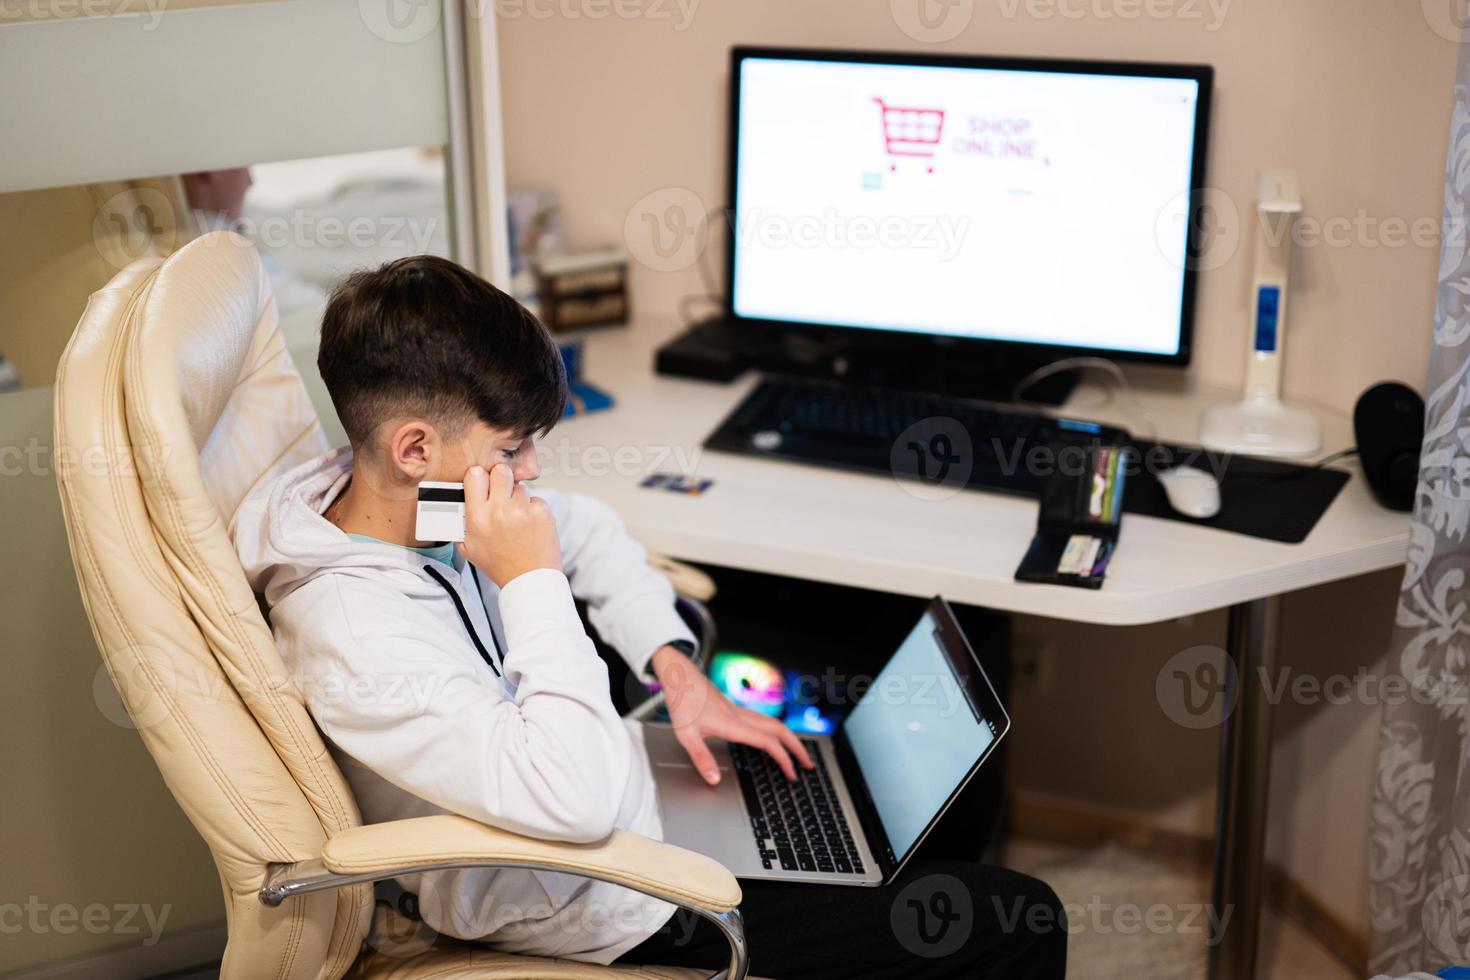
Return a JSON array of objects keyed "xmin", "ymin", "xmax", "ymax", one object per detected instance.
[
  {"xmin": 498, "ymin": 0, "xmax": 1457, "ymax": 414},
  {"xmin": 497, "ymin": 0, "xmax": 1451, "ymax": 947},
  {"xmin": 0, "ymin": 386, "xmax": 224, "ymax": 975}
]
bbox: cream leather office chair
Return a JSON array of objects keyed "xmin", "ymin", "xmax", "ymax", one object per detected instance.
[{"xmin": 54, "ymin": 231, "xmax": 749, "ymax": 980}]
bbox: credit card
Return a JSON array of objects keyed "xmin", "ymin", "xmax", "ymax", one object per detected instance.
[
  {"xmin": 1107, "ymin": 455, "xmax": 1129, "ymax": 524},
  {"xmin": 1089, "ymin": 447, "xmax": 1109, "ymax": 519},
  {"xmin": 1080, "ymin": 536, "xmax": 1102, "ymax": 575},
  {"xmin": 415, "ymin": 481, "xmax": 466, "ymax": 542},
  {"xmin": 640, "ymin": 473, "xmax": 715, "ymax": 496},
  {"xmin": 1057, "ymin": 534, "xmax": 1094, "ymax": 574},
  {"xmin": 1099, "ymin": 447, "xmax": 1121, "ymax": 523}
]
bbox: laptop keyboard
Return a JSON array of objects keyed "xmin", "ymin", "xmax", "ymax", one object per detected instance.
[{"xmin": 730, "ymin": 739, "xmax": 866, "ymax": 875}]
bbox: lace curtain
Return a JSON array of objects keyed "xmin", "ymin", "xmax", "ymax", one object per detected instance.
[{"xmin": 1368, "ymin": 40, "xmax": 1470, "ymax": 975}]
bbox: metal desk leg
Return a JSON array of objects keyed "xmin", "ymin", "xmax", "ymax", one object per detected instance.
[{"xmin": 1207, "ymin": 595, "xmax": 1282, "ymax": 980}]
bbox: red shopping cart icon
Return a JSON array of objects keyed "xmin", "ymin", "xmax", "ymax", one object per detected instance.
[{"xmin": 873, "ymin": 97, "xmax": 946, "ymax": 174}]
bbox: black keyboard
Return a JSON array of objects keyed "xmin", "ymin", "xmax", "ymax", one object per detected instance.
[
  {"xmin": 705, "ymin": 375, "xmax": 1128, "ymax": 497},
  {"xmin": 730, "ymin": 739, "xmax": 865, "ymax": 875}
]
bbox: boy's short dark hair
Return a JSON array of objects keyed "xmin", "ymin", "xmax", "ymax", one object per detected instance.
[{"xmin": 318, "ymin": 255, "xmax": 566, "ymax": 449}]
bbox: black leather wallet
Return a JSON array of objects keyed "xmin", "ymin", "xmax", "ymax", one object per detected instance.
[{"xmin": 1014, "ymin": 438, "xmax": 1131, "ymax": 590}]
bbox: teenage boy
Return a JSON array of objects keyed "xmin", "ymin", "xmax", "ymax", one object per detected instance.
[{"xmin": 236, "ymin": 255, "xmax": 1065, "ymax": 977}]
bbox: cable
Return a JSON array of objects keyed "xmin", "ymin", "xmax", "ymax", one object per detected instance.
[
  {"xmin": 1307, "ymin": 447, "xmax": 1358, "ymax": 470},
  {"xmin": 1013, "ymin": 357, "xmax": 1360, "ymax": 482},
  {"xmin": 677, "ymin": 291, "xmax": 722, "ymax": 324},
  {"xmin": 1011, "ymin": 356, "xmax": 1159, "ymax": 442},
  {"xmin": 675, "ymin": 204, "xmax": 729, "ymax": 326},
  {"xmin": 1013, "ymin": 358, "xmax": 1360, "ymax": 467},
  {"xmin": 1203, "ymin": 447, "xmax": 1359, "ymax": 484}
]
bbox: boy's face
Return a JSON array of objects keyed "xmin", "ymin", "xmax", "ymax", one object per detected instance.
[
  {"xmin": 434, "ymin": 421, "xmax": 542, "ymax": 485},
  {"xmin": 371, "ymin": 417, "xmax": 542, "ymax": 493}
]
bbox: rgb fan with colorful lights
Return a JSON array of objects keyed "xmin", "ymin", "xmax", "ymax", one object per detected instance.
[{"xmin": 709, "ymin": 652, "xmax": 787, "ymax": 717}]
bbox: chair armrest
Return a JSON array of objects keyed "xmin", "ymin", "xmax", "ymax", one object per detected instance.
[
  {"xmin": 260, "ymin": 815, "xmax": 748, "ymax": 979},
  {"xmin": 262, "ymin": 814, "xmax": 740, "ymax": 911},
  {"xmin": 367, "ymin": 814, "xmax": 736, "ymax": 905}
]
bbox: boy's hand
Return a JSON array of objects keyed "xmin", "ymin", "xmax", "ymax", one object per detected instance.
[
  {"xmin": 652, "ymin": 645, "xmax": 814, "ymax": 785},
  {"xmin": 459, "ymin": 464, "xmax": 562, "ymax": 588}
]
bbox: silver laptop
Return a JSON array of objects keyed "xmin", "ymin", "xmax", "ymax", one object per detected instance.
[{"xmin": 644, "ymin": 596, "xmax": 1010, "ymax": 886}]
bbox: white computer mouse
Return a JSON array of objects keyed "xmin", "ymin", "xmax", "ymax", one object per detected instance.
[{"xmin": 1156, "ymin": 465, "xmax": 1222, "ymax": 519}]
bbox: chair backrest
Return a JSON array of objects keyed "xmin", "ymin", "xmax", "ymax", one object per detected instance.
[{"xmin": 53, "ymin": 231, "xmax": 371, "ymax": 980}]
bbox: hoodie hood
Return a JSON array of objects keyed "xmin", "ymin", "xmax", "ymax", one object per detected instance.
[{"xmin": 233, "ymin": 447, "xmax": 443, "ymax": 609}]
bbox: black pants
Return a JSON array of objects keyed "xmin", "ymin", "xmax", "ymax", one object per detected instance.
[{"xmin": 617, "ymin": 859, "xmax": 1067, "ymax": 978}]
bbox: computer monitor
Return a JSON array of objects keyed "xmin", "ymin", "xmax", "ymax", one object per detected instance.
[{"xmin": 725, "ymin": 47, "xmax": 1213, "ymax": 369}]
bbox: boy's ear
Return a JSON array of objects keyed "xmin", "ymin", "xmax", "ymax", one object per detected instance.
[{"xmin": 385, "ymin": 420, "xmax": 434, "ymax": 481}]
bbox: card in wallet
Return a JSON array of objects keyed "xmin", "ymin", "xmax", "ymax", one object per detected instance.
[{"xmin": 1014, "ymin": 439, "xmax": 1131, "ymax": 590}]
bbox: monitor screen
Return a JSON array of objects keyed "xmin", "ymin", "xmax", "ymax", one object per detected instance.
[
  {"xmin": 728, "ymin": 50, "xmax": 1210, "ymax": 362},
  {"xmin": 841, "ymin": 607, "xmax": 1000, "ymax": 863}
]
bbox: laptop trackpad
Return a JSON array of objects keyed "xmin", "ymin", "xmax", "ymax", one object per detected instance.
[{"xmin": 645, "ymin": 728, "xmax": 762, "ymax": 873}]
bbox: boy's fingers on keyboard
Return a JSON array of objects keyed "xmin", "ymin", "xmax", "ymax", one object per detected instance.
[
  {"xmin": 749, "ymin": 733, "xmax": 797, "ymax": 781},
  {"xmin": 769, "ymin": 719, "xmax": 814, "ymax": 769},
  {"xmin": 674, "ymin": 726, "xmax": 722, "ymax": 786}
]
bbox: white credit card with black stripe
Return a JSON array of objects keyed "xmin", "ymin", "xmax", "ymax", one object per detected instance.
[{"xmin": 415, "ymin": 481, "xmax": 466, "ymax": 542}]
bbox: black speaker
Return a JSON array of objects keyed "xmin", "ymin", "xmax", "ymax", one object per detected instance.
[{"xmin": 1353, "ymin": 382, "xmax": 1424, "ymax": 512}]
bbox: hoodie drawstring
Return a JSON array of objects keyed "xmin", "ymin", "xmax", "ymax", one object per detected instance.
[{"xmin": 423, "ymin": 564, "xmax": 502, "ymax": 677}]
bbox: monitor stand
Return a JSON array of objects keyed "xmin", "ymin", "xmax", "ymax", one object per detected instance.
[{"xmin": 654, "ymin": 317, "xmax": 1078, "ymax": 407}]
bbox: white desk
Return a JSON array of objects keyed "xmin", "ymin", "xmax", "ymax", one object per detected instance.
[{"xmin": 539, "ymin": 317, "xmax": 1410, "ymax": 979}]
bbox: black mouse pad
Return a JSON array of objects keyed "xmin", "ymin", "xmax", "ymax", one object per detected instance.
[{"xmin": 1121, "ymin": 441, "xmax": 1351, "ymax": 544}]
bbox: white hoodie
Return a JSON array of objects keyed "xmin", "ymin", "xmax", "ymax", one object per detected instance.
[{"xmin": 233, "ymin": 448, "xmax": 695, "ymax": 963}]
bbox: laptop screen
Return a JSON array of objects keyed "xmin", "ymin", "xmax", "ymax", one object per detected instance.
[{"xmin": 841, "ymin": 606, "xmax": 1001, "ymax": 862}]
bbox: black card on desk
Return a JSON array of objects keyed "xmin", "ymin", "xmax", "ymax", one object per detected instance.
[{"xmin": 1015, "ymin": 439, "xmax": 1130, "ymax": 590}]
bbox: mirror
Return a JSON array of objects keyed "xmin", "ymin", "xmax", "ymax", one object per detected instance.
[{"xmin": 0, "ymin": 144, "xmax": 452, "ymax": 445}]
